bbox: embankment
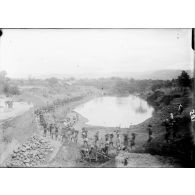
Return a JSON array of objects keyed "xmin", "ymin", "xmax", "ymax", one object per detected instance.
[
  {"xmin": 141, "ymin": 88, "xmax": 193, "ymax": 166},
  {"xmin": 0, "ymin": 109, "xmax": 38, "ymax": 165}
]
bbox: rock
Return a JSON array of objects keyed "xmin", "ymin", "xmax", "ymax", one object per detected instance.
[
  {"xmin": 24, "ymin": 158, "xmax": 30, "ymax": 163},
  {"xmin": 6, "ymin": 134, "xmax": 53, "ymax": 167},
  {"xmin": 26, "ymin": 146, "xmax": 30, "ymax": 150},
  {"xmin": 25, "ymin": 163, "xmax": 30, "ymax": 167},
  {"xmin": 11, "ymin": 154, "xmax": 17, "ymax": 159},
  {"xmin": 21, "ymin": 148, "xmax": 26, "ymax": 152}
]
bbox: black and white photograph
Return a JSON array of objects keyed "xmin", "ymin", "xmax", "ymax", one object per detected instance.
[{"xmin": 0, "ymin": 28, "xmax": 194, "ymax": 168}]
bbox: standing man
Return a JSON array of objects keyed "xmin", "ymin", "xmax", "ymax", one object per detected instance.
[
  {"xmin": 172, "ymin": 117, "xmax": 178, "ymax": 139},
  {"xmin": 123, "ymin": 134, "xmax": 129, "ymax": 150},
  {"xmin": 170, "ymin": 113, "xmax": 174, "ymax": 123},
  {"xmin": 55, "ymin": 124, "xmax": 59, "ymax": 140},
  {"xmin": 178, "ymin": 104, "xmax": 184, "ymax": 115},
  {"xmin": 94, "ymin": 131, "xmax": 99, "ymax": 147},
  {"xmin": 116, "ymin": 132, "xmax": 121, "ymax": 150},
  {"xmin": 109, "ymin": 133, "xmax": 114, "ymax": 147},
  {"xmin": 130, "ymin": 133, "xmax": 136, "ymax": 150},
  {"xmin": 49, "ymin": 123, "xmax": 53, "ymax": 137},
  {"xmin": 61, "ymin": 128, "xmax": 67, "ymax": 143},
  {"xmin": 42, "ymin": 122, "xmax": 47, "ymax": 137},
  {"xmin": 74, "ymin": 130, "xmax": 79, "ymax": 143},
  {"xmin": 147, "ymin": 125, "xmax": 153, "ymax": 143}
]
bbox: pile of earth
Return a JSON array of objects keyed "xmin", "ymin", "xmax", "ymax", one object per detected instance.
[{"xmin": 6, "ymin": 135, "xmax": 53, "ymax": 167}]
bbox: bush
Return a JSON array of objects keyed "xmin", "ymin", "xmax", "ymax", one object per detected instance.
[
  {"xmin": 172, "ymin": 94, "xmax": 181, "ymax": 98},
  {"xmin": 180, "ymin": 114, "xmax": 191, "ymax": 124},
  {"xmin": 178, "ymin": 71, "xmax": 191, "ymax": 88},
  {"xmin": 147, "ymin": 90, "xmax": 164, "ymax": 102},
  {"xmin": 3, "ymin": 85, "xmax": 20, "ymax": 95},
  {"xmin": 160, "ymin": 95, "xmax": 173, "ymax": 105},
  {"xmin": 9, "ymin": 85, "xmax": 20, "ymax": 95}
]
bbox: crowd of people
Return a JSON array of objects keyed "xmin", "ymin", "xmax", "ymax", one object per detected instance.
[
  {"xmin": 162, "ymin": 103, "xmax": 184, "ymax": 143},
  {"xmin": 80, "ymin": 127, "xmax": 138, "ymax": 163},
  {"xmin": 34, "ymin": 105, "xmax": 141, "ymax": 163},
  {"xmin": 35, "ymin": 107, "xmax": 80, "ymax": 144},
  {"xmin": 146, "ymin": 103, "xmax": 184, "ymax": 145}
]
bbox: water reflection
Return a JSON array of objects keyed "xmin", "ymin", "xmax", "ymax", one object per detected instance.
[{"xmin": 74, "ymin": 95, "xmax": 154, "ymax": 127}]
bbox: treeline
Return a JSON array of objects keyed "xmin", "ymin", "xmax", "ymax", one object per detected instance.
[
  {"xmin": 151, "ymin": 71, "xmax": 193, "ymax": 91},
  {"xmin": 0, "ymin": 71, "xmax": 20, "ymax": 96},
  {"xmin": 0, "ymin": 70, "xmax": 193, "ymax": 97},
  {"xmin": 77, "ymin": 70, "xmax": 193, "ymax": 96},
  {"xmin": 11, "ymin": 76, "xmax": 76, "ymax": 88}
]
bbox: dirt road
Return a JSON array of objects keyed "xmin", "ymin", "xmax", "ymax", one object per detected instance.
[{"xmin": 0, "ymin": 101, "xmax": 33, "ymax": 124}]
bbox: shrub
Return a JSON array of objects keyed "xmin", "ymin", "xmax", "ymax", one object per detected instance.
[
  {"xmin": 172, "ymin": 94, "xmax": 181, "ymax": 98},
  {"xmin": 160, "ymin": 95, "xmax": 173, "ymax": 105},
  {"xmin": 3, "ymin": 85, "xmax": 20, "ymax": 95},
  {"xmin": 178, "ymin": 71, "xmax": 191, "ymax": 88}
]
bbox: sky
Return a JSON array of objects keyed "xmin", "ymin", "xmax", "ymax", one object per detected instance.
[{"xmin": 0, "ymin": 29, "xmax": 194, "ymax": 78}]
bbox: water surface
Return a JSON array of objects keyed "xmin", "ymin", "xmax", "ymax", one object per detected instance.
[{"xmin": 74, "ymin": 95, "xmax": 154, "ymax": 127}]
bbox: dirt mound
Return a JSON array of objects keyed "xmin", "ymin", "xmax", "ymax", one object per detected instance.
[{"xmin": 5, "ymin": 135, "xmax": 54, "ymax": 167}]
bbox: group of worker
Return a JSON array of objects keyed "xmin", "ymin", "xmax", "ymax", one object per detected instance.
[
  {"xmin": 79, "ymin": 126, "xmax": 138, "ymax": 162},
  {"xmin": 163, "ymin": 103, "xmax": 184, "ymax": 143},
  {"xmin": 146, "ymin": 103, "xmax": 184, "ymax": 144},
  {"xmin": 64, "ymin": 114, "xmax": 79, "ymax": 129},
  {"xmin": 80, "ymin": 102, "xmax": 185, "ymax": 163},
  {"xmin": 36, "ymin": 110, "xmax": 59, "ymax": 140},
  {"xmin": 35, "ymin": 107, "xmax": 80, "ymax": 144},
  {"xmin": 34, "ymin": 95, "xmax": 84, "ymax": 117}
]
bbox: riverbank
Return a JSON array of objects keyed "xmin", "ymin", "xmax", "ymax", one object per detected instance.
[
  {"xmin": 136, "ymin": 88, "xmax": 193, "ymax": 166},
  {"xmin": 0, "ymin": 109, "xmax": 38, "ymax": 166}
]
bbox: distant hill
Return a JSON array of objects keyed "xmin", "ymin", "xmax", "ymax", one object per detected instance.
[
  {"xmin": 34, "ymin": 69, "xmax": 193, "ymax": 80},
  {"xmin": 128, "ymin": 69, "xmax": 193, "ymax": 80}
]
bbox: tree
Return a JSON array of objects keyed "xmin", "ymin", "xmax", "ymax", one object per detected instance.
[
  {"xmin": 0, "ymin": 70, "xmax": 7, "ymax": 81},
  {"xmin": 9, "ymin": 85, "xmax": 20, "ymax": 95},
  {"xmin": 0, "ymin": 71, "xmax": 7, "ymax": 94},
  {"xmin": 0, "ymin": 71, "xmax": 20, "ymax": 95},
  {"xmin": 3, "ymin": 83, "xmax": 9, "ymax": 94},
  {"xmin": 177, "ymin": 71, "xmax": 191, "ymax": 88},
  {"xmin": 46, "ymin": 77, "xmax": 59, "ymax": 87},
  {"xmin": 151, "ymin": 84, "xmax": 160, "ymax": 92}
]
